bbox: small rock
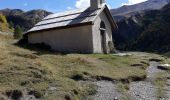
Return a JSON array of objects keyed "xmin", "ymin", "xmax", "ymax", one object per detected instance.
[
  {"xmin": 48, "ymin": 87, "xmax": 57, "ymax": 91},
  {"xmin": 113, "ymin": 53, "xmax": 132, "ymax": 57},
  {"xmin": 158, "ymin": 64, "xmax": 170, "ymax": 70},
  {"xmin": 114, "ymin": 97, "xmax": 119, "ymax": 100}
]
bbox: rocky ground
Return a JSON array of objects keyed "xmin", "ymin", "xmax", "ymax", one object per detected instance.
[
  {"xmin": 129, "ymin": 81, "xmax": 156, "ymax": 100},
  {"xmin": 92, "ymin": 55, "xmax": 170, "ymax": 100},
  {"xmin": 93, "ymin": 81, "xmax": 121, "ymax": 100},
  {"xmin": 129, "ymin": 62, "xmax": 161, "ymax": 100}
]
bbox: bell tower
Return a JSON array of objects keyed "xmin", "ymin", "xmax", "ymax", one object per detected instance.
[{"xmin": 90, "ymin": 0, "xmax": 106, "ymax": 10}]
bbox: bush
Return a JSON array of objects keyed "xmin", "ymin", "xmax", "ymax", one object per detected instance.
[
  {"xmin": 108, "ymin": 41, "xmax": 116, "ymax": 53},
  {"xmin": 14, "ymin": 25, "xmax": 23, "ymax": 39}
]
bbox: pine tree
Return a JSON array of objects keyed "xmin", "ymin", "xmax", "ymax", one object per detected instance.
[{"xmin": 14, "ymin": 25, "xmax": 23, "ymax": 39}]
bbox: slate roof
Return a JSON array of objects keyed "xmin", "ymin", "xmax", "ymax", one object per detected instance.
[
  {"xmin": 26, "ymin": 5, "xmax": 117, "ymax": 33},
  {"xmin": 27, "ymin": 7, "xmax": 102, "ymax": 33}
]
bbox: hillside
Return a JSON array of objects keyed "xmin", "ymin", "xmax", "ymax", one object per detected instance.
[
  {"xmin": 0, "ymin": 9, "xmax": 52, "ymax": 31},
  {"xmin": 129, "ymin": 3, "xmax": 170, "ymax": 52},
  {"xmin": 111, "ymin": 0, "xmax": 170, "ymax": 21},
  {"xmin": 0, "ymin": 13, "xmax": 13, "ymax": 33},
  {"xmin": 113, "ymin": 3, "xmax": 170, "ymax": 53},
  {"xmin": 0, "ymin": 34, "xmax": 170, "ymax": 100}
]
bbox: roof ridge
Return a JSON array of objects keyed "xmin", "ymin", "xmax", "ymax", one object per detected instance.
[
  {"xmin": 26, "ymin": 7, "xmax": 104, "ymax": 33},
  {"xmin": 36, "ymin": 14, "xmax": 96, "ymax": 27},
  {"xmin": 42, "ymin": 8, "xmax": 101, "ymax": 21}
]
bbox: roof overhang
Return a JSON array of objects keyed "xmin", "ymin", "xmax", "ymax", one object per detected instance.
[
  {"xmin": 25, "ymin": 5, "xmax": 118, "ymax": 35},
  {"xmin": 25, "ymin": 21, "xmax": 93, "ymax": 35}
]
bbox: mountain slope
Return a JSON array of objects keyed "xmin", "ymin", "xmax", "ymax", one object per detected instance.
[
  {"xmin": 0, "ymin": 9, "xmax": 52, "ymax": 31},
  {"xmin": 111, "ymin": 0, "xmax": 170, "ymax": 17},
  {"xmin": 0, "ymin": 13, "xmax": 13, "ymax": 33},
  {"xmin": 113, "ymin": 3, "xmax": 170, "ymax": 53},
  {"xmin": 130, "ymin": 4, "xmax": 170, "ymax": 52}
]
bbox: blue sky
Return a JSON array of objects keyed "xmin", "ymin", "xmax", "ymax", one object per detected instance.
[{"xmin": 0, "ymin": 0, "xmax": 147, "ymax": 12}]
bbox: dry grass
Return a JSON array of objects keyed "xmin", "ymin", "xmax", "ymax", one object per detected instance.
[
  {"xmin": 0, "ymin": 35, "xmax": 169, "ymax": 99},
  {"xmin": 154, "ymin": 72, "xmax": 169, "ymax": 100}
]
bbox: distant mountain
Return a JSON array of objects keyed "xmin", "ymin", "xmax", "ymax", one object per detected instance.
[
  {"xmin": 111, "ymin": 0, "xmax": 170, "ymax": 21},
  {"xmin": 113, "ymin": 3, "xmax": 170, "ymax": 53},
  {"xmin": 0, "ymin": 9, "xmax": 52, "ymax": 31}
]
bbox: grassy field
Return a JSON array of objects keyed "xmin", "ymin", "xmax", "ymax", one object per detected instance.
[{"xmin": 0, "ymin": 35, "xmax": 169, "ymax": 100}]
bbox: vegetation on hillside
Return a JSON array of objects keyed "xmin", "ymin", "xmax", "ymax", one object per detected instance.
[
  {"xmin": 14, "ymin": 25, "xmax": 23, "ymax": 39},
  {"xmin": 129, "ymin": 4, "xmax": 170, "ymax": 53},
  {"xmin": 1, "ymin": 34, "xmax": 169, "ymax": 99},
  {"xmin": 0, "ymin": 13, "xmax": 13, "ymax": 32},
  {"xmin": 0, "ymin": 9, "xmax": 52, "ymax": 31},
  {"xmin": 113, "ymin": 3, "xmax": 170, "ymax": 53}
]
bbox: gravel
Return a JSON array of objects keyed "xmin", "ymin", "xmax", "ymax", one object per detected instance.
[
  {"xmin": 113, "ymin": 53, "xmax": 132, "ymax": 56},
  {"xmin": 90, "ymin": 61, "xmax": 170, "ymax": 100},
  {"xmin": 93, "ymin": 81, "xmax": 121, "ymax": 100},
  {"xmin": 147, "ymin": 62, "xmax": 164, "ymax": 81},
  {"xmin": 129, "ymin": 81, "xmax": 157, "ymax": 100},
  {"xmin": 129, "ymin": 61, "xmax": 162, "ymax": 100}
]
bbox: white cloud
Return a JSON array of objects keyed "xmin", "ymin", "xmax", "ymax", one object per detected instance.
[
  {"xmin": 75, "ymin": 0, "xmax": 147, "ymax": 9},
  {"xmin": 24, "ymin": 3, "xmax": 28, "ymax": 6},
  {"xmin": 122, "ymin": 0, "xmax": 148, "ymax": 5},
  {"xmin": 67, "ymin": 6, "xmax": 73, "ymax": 10},
  {"xmin": 75, "ymin": 0, "xmax": 90, "ymax": 9}
]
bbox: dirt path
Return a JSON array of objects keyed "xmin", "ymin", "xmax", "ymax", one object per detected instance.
[
  {"xmin": 129, "ymin": 62, "xmax": 162, "ymax": 100},
  {"xmin": 82, "ymin": 54, "xmax": 170, "ymax": 100},
  {"xmin": 93, "ymin": 81, "xmax": 121, "ymax": 100},
  {"xmin": 147, "ymin": 62, "xmax": 164, "ymax": 81}
]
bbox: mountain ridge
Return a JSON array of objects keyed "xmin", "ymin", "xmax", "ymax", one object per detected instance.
[
  {"xmin": 0, "ymin": 8, "xmax": 52, "ymax": 31},
  {"xmin": 113, "ymin": 3, "xmax": 170, "ymax": 53},
  {"xmin": 111, "ymin": 0, "xmax": 170, "ymax": 16}
]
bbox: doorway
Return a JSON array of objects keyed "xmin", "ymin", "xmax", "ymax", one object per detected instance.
[{"xmin": 100, "ymin": 21, "xmax": 106, "ymax": 53}]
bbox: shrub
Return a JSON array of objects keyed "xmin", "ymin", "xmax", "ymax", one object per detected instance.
[
  {"xmin": 108, "ymin": 41, "xmax": 116, "ymax": 53},
  {"xmin": 14, "ymin": 25, "xmax": 23, "ymax": 39}
]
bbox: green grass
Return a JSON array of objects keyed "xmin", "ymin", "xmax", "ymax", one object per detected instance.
[
  {"xmin": 89, "ymin": 53, "xmax": 148, "ymax": 81},
  {"xmin": 0, "ymin": 35, "xmax": 169, "ymax": 99}
]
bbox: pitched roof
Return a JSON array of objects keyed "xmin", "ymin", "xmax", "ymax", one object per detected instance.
[{"xmin": 26, "ymin": 5, "xmax": 117, "ymax": 33}]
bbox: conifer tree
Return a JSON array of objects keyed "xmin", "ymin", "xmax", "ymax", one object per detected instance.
[{"xmin": 14, "ymin": 25, "xmax": 23, "ymax": 39}]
